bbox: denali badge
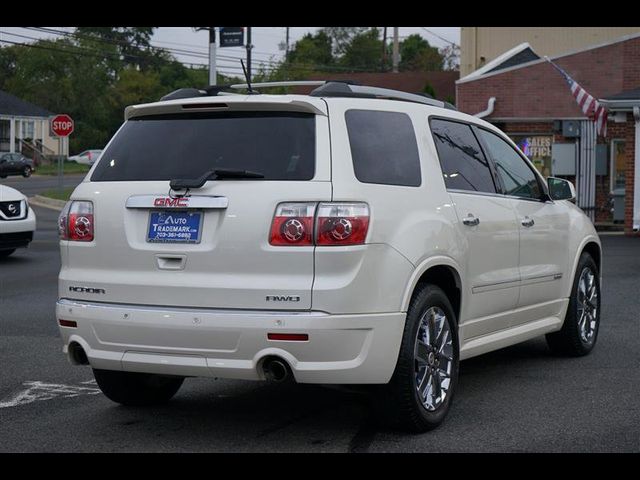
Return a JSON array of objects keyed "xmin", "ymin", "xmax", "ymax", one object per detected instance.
[
  {"xmin": 69, "ymin": 286, "xmax": 106, "ymax": 294},
  {"xmin": 266, "ymin": 295, "xmax": 301, "ymax": 302}
]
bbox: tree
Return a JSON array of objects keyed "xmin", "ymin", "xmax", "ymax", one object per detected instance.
[
  {"xmin": 339, "ymin": 28, "xmax": 383, "ymax": 71},
  {"xmin": 423, "ymin": 82, "xmax": 437, "ymax": 98},
  {"xmin": 440, "ymin": 44, "xmax": 460, "ymax": 71},
  {"xmin": 320, "ymin": 27, "xmax": 368, "ymax": 56},
  {"xmin": 399, "ymin": 34, "xmax": 444, "ymax": 71},
  {"xmin": 75, "ymin": 27, "xmax": 158, "ymax": 70},
  {"xmin": 286, "ymin": 31, "xmax": 334, "ymax": 70}
]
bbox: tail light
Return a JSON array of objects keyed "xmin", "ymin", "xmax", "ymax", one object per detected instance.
[
  {"xmin": 269, "ymin": 203, "xmax": 315, "ymax": 246},
  {"xmin": 317, "ymin": 202, "xmax": 369, "ymax": 245},
  {"xmin": 58, "ymin": 200, "xmax": 94, "ymax": 242},
  {"xmin": 269, "ymin": 202, "xmax": 370, "ymax": 246}
]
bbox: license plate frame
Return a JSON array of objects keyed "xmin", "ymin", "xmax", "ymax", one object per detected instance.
[{"xmin": 147, "ymin": 210, "xmax": 203, "ymax": 244}]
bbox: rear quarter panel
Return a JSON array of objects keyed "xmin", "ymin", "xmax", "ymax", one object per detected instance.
[{"xmin": 318, "ymin": 99, "xmax": 465, "ymax": 315}]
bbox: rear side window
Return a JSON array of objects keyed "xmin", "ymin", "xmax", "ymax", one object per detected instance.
[
  {"xmin": 91, "ymin": 112, "xmax": 315, "ymax": 182},
  {"xmin": 345, "ymin": 110, "xmax": 421, "ymax": 187},
  {"xmin": 430, "ymin": 118, "xmax": 497, "ymax": 194}
]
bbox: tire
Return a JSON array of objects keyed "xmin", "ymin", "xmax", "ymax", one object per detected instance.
[
  {"xmin": 22, "ymin": 166, "xmax": 32, "ymax": 177},
  {"xmin": 376, "ymin": 284, "xmax": 459, "ymax": 432},
  {"xmin": 93, "ymin": 369, "xmax": 184, "ymax": 406},
  {"xmin": 0, "ymin": 249, "xmax": 16, "ymax": 258},
  {"xmin": 0, "ymin": 175, "xmax": 6, "ymax": 179},
  {"xmin": 546, "ymin": 252, "xmax": 601, "ymax": 356}
]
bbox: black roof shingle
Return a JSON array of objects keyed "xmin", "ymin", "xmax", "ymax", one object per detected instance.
[
  {"xmin": 602, "ymin": 87, "xmax": 640, "ymax": 101},
  {"xmin": 0, "ymin": 90, "xmax": 52, "ymax": 117}
]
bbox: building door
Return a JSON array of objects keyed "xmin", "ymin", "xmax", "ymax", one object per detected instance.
[
  {"xmin": 634, "ymin": 115, "xmax": 640, "ymax": 231},
  {"xmin": 577, "ymin": 120, "xmax": 597, "ymax": 222},
  {"xmin": 0, "ymin": 119, "xmax": 10, "ymax": 152}
]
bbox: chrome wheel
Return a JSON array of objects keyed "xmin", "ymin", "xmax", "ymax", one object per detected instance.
[
  {"xmin": 577, "ymin": 267, "xmax": 598, "ymax": 344},
  {"xmin": 414, "ymin": 306, "xmax": 454, "ymax": 411}
]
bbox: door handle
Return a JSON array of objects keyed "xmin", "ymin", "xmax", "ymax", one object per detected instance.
[
  {"xmin": 462, "ymin": 215, "xmax": 480, "ymax": 226},
  {"xmin": 521, "ymin": 216, "xmax": 535, "ymax": 228}
]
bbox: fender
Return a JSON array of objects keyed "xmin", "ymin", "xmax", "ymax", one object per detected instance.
[
  {"xmin": 565, "ymin": 234, "xmax": 602, "ymax": 299},
  {"xmin": 400, "ymin": 255, "xmax": 464, "ymax": 312}
]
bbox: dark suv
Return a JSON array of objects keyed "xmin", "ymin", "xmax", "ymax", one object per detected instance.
[{"xmin": 0, "ymin": 153, "xmax": 35, "ymax": 178}]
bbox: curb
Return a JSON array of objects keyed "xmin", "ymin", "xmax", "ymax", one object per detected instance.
[{"xmin": 29, "ymin": 195, "xmax": 67, "ymax": 211}]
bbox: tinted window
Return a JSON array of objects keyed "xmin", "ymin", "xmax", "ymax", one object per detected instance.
[
  {"xmin": 430, "ymin": 119, "xmax": 496, "ymax": 193},
  {"xmin": 345, "ymin": 110, "xmax": 421, "ymax": 187},
  {"xmin": 91, "ymin": 112, "xmax": 315, "ymax": 182},
  {"xmin": 477, "ymin": 129, "xmax": 542, "ymax": 199}
]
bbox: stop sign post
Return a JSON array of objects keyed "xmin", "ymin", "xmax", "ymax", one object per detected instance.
[{"xmin": 50, "ymin": 114, "xmax": 74, "ymax": 194}]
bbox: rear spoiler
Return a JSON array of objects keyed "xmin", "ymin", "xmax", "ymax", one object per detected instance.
[{"xmin": 124, "ymin": 98, "xmax": 328, "ymax": 121}]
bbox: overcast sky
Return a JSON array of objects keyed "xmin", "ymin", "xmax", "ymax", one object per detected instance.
[{"xmin": 0, "ymin": 27, "xmax": 460, "ymax": 77}]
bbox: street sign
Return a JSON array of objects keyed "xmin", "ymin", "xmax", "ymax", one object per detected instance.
[
  {"xmin": 50, "ymin": 114, "xmax": 73, "ymax": 196},
  {"xmin": 220, "ymin": 27, "xmax": 244, "ymax": 47},
  {"xmin": 50, "ymin": 114, "xmax": 74, "ymax": 137}
]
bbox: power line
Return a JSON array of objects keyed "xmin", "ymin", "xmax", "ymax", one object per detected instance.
[
  {"xmin": 3, "ymin": 28, "xmax": 382, "ymax": 76},
  {"xmin": 0, "ymin": 36, "xmax": 210, "ymax": 69},
  {"xmin": 420, "ymin": 27, "xmax": 459, "ymax": 48},
  {"xmin": 24, "ymin": 27, "xmax": 279, "ymax": 65}
]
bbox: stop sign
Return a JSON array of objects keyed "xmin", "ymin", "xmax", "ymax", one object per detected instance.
[{"xmin": 50, "ymin": 114, "xmax": 74, "ymax": 137}]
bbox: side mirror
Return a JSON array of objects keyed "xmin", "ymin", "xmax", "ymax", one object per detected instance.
[{"xmin": 548, "ymin": 177, "xmax": 576, "ymax": 201}]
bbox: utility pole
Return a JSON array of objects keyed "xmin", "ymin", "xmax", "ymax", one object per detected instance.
[
  {"xmin": 209, "ymin": 27, "xmax": 217, "ymax": 85},
  {"xmin": 285, "ymin": 27, "xmax": 290, "ymax": 81},
  {"xmin": 392, "ymin": 27, "xmax": 399, "ymax": 73},
  {"xmin": 382, "ymin": 26, "xmax": 388, "ymax": 72},
  {"xmin": 285, "ymin": 27, "xmax": 290, "ymax": 58},
  {"xmin": 246, "ymin": 27, "xmax": 252, "ymax": 82}
]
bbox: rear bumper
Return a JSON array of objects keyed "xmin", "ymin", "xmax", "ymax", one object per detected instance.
[{"xmin": 56, "ymin": 299, "xmax": 406, "ymax": 384}]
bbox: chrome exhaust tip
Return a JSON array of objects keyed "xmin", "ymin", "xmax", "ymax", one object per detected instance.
[{"xmin": 262, "ymin": 357, "xmax": 291, "ymax": 383}]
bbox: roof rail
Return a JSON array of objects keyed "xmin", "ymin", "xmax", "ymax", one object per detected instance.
[
  {"xmin": 310, "ymin": 82, "xmax": 457, "ymax": 110},
  {"xmin": 230, "ymin": 80, "xmax": 326, "ymax": 89},
  {"xmin": 159, "ymin": 81, "xmax": 457, "ymax": 111}
]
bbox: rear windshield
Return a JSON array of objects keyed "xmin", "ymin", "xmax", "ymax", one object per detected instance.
[{"xmin": 91, "ymin": 111, "xmax": 316, "ymax": 182}]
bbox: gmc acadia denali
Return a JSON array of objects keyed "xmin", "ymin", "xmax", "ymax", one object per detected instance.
[{"xmin": 56, "ymin": 81, "xmax": 602, "ymax": 432}]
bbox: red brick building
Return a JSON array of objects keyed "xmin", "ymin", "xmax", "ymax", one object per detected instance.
[
  {"xmin": 457, "ymin": 34, "xmax": 640, "ymax": 235},
  {"xmin": 295, "ymin": 71, "xmax": 459, "ymax": 102}
]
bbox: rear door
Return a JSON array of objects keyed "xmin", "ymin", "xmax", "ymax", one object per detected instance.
[
  {"xmin": 64, "ymin": 106, "xmax": 331, "ymax": 310},
  {"xmin": 430, "ymin": 118, "xmax": 520, "ymax": 339}
]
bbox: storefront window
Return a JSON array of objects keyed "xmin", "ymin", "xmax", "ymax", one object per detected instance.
[
  {"xmin": 509, "ymin": 135, "xmax": 553, "ymax": 177},
  {"xmin": 610, "ymin": 140, "xmax": 626, "ymax": 191}
]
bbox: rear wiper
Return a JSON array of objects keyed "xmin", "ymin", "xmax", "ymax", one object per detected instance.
[{"xmin": 169, "ymin": 168, "xmax": 265, "ymax": 191}]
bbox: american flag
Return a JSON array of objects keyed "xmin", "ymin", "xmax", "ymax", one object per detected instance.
[{"xmin": 545, "ymin": 57, "xmax": 607, "ymax": 137}]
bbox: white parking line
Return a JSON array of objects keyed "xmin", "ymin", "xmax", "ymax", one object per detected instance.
[{"xmin": 0, "ymin": 380, "xmax": 101, "ymax": 409}]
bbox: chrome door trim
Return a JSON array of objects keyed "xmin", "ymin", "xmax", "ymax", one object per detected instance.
[{"xmin": 471, "ymin": 273, "xmax": 562, "ymax": 294}]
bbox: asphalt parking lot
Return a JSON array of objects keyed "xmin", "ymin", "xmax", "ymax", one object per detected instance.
[
  {"xmin": 0, "ymin": 205, "xmax": 638, "ymax": 452},
  {"xmin": 1, "ymin": 173, "xmax": 86, "ymax": 197}
]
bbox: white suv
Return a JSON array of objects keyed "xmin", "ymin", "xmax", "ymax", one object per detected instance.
[
  {"xmin": 0, "ymin": 184, "xmax": 36, "ymax": 257},
  {"xmin": 56, "ymin": 82, "xmax": 602, "ymax": 432}
]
